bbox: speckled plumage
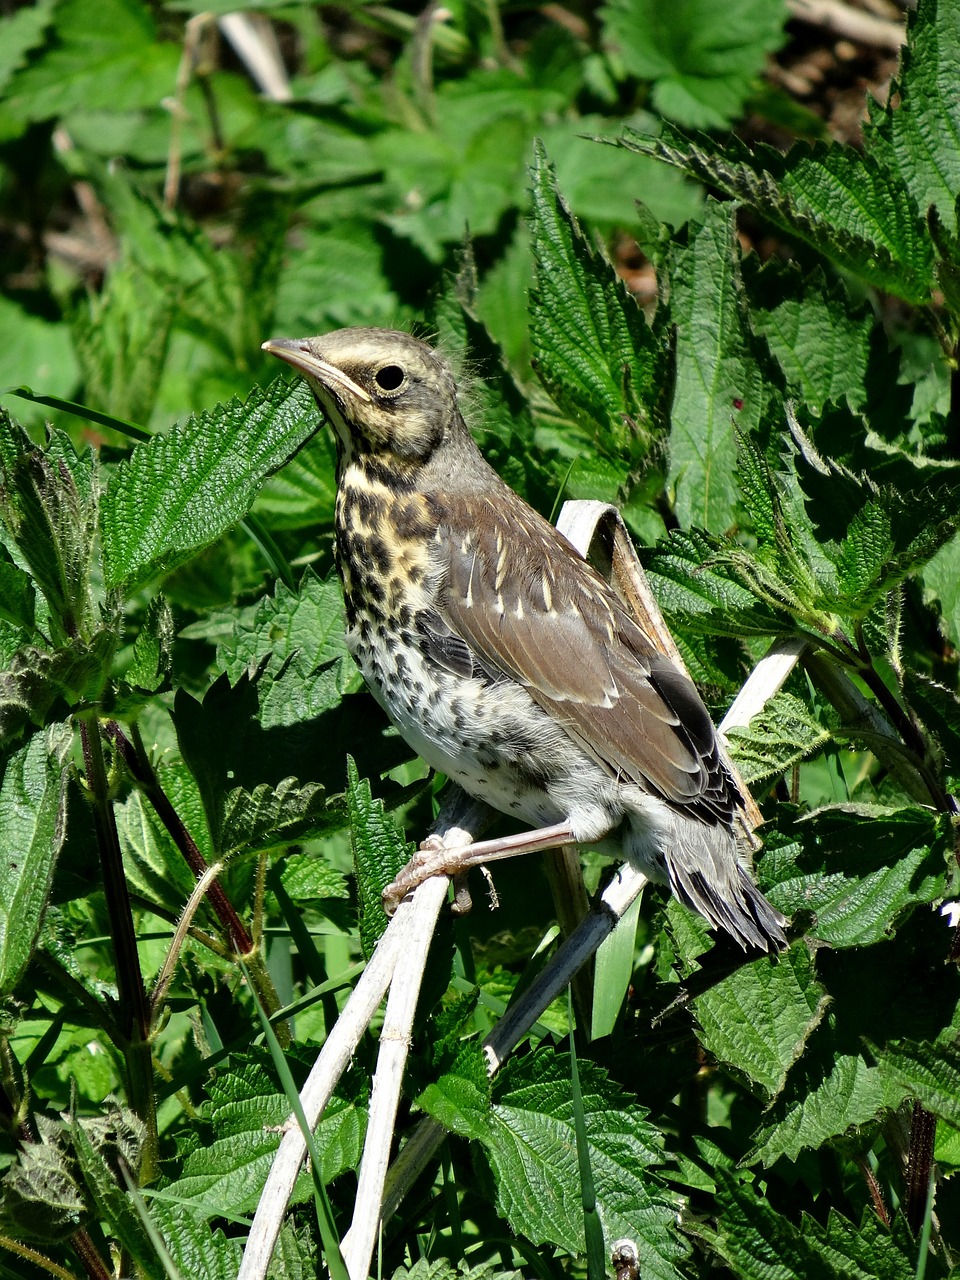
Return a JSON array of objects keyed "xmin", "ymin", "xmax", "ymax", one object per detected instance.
[{"xmin": 263, "ymin": 327, "xmax": 787, "ymax": 951}]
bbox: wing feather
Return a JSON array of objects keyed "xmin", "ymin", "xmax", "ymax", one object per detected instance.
[{"xmin": 435, "ymin": 493, "xmax": 740, "ymax": 823}]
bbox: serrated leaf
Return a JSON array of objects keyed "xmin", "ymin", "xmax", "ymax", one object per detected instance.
[
  {"xmin": 150, "ymin": 1202, "xmax": 243, "ymax": 1280},
  {"xmin": 126, "ymin": 595, "xmax": 174, "ymax": 693},
  {"xmin": 713, "ymin": 1172, "xmax": 909, "ymax": 1280},
  {"xmin": 346, "ymin": 757, "xmax": 412, "ymax": 957},
  {"xmin": 692, "ymin": 946, "xmax": 829, "ymax": 1099},
  {"xmin": 426, "ymin": 1049, "xmax": 685, "ymax": 1280},
  {"xmin": 166, "ymin": 1057, "xmax": 363, "ymax": 1214},
  {"xmin": 644, "ymin": 528, "xmax": 796, "ymax": 639},
  {"xmin": 744, "ymin": 259, "xmax": 874, "ymax": 414},
  {"xmin": 874, "ymin": 1036, "xmax": 960, "ymax": 1126},
  {"xmin": 0, "ymin": 417, "xmax": 98, "ymax": 640},
  {"xmin": 0, "ymin": 0, "xmax": 55, "ymax": 99},
  {"xmin": 115, "ymin": 788, "xmax": 198, "ymax": 914},
  {"xmin": 0, "ymin": 631, "xmax": 115, "ymax": 747},
  {"xmin": 904, "ymin": 670, "xmax": 960, "ymax": 787},
  {"xmin": 770, "ymin": 806, "xmax": 947, "ymax": 947},
  {"xmin": 870, "ymin": 0, "xmax": 960, "ymax": 235},
  {"xmin": 5, "ymin": 0, "xmax": 181, "ymax": 121},
  {"xmin": 529, "ymin": 145, "xmax": 665, "ymax": 460},
  {"xmin": 100, "ymin": 377, "xmax": 318, "ymax": 592},
  {"xmin": 621, "ymin": 127, "xmax": 934, "ymax": 304},
  {"xmin": 668, "ymin": 199, "xmax": 767, "ymax": 530},
  {"xmin": 600, "ymin": 0, "xmax": 787, "ymax": 129},
  {"xmin": 748, "ymin": 1049, "xmax": 908, "ymax": 1166},
  {"xmin": 0, "ymin": 551, "xmax": 34, "ymax": 632},
  {"xmin": 0, "ymin": 1116, "xmax": 86, "ymax": 1243},
  {"xmin": 217, "ymin": 569, "xmax": 360, "ymax": 699},
  {"xmin": 218, "ymin": 777, "xmax": 329, "ymax": 860},
  {"xmin": 727, "ymin": 692, "xmax": 837, "ymax": 788},
  {"xmin": 70, "ymin": 1108, "xmax": 158, "ymax": 1279},
  {"xmin": 0, "ymin": 723, "xmax": 71, "ymax": 996}
]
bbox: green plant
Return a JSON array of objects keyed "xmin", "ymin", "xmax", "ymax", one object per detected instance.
[{"xmin": 1, "ymin": 0, "xmax": 960, "ymax": 1277}]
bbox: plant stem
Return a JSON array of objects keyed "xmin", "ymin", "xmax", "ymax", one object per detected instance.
[
  {"xmin": 905, "ymin": 1102, "xmax": 937, "ymax": 1236},
  {"xmin": 78, "ymin": 715, "xmax": 158, "ymax": 1183},
  {"xmin": 106, "ymin": 721, "xmax": 252, "ymax": 953}
]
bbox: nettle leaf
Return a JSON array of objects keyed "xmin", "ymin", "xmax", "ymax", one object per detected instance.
[
  {"xmin": 167, "ymin": 1056, "xmax": 363, "ymax": 1214},
  {"xmin": 873, "ymin": 1036, "xmax": 960, "ymax": 1126},
  {"xmin": 150, "ymin": 1203, "xmax": 243, "ymax": 1280},
  {"xmin": 766, "ymin": 806, "xmax": 947, "ymax": 948},
  {"xmin": 217, "ymin": 569, "xmax": 361, "ymax": 699},
  {"xmin": 425, "ymin": 1048, "xmax": 684, "ymax": 1280},
  {"xmin": 692, "ymin": 945, "xmax": 829, "ymax": 1100},
  {"xmin": 529, "ymin": 145, "xmax": 666, "ymax": 461},
  {"xmin": 667, "ymin": 199, "xmax": 767, "ymax": 530},
  {"xmin": 600, "ymin": 0, "xmax": 787, "ymax": 129},
  {"xmin": 713, "ymin": 1173, "xmax": 915, "ymax": 1279},
  {"xmin": 620, "ymin": 127, "xmax": 934, "ymax": 304},
  {"xmin": 0, "ymin": 723, "xmax": 71, "ymax": 997},
  {"xmin": 743, "ymin": 258, "xmax": 874, "ymax": 414},
  {"xmin": 904, "ymin": 670, "xmax": 960, "ymax": 787},
  {"xmin": 125, "ymin": 595, "xmax": 174, "ymax": 694},
  {"xmin": 115, "ymin": 788, "xmax": 199, "ymax": 915},
  {"xmin": 173, "ymin": 672, "xmax": 343, "ymax": 858},
  {"xmin": 70, "ymin": 1109, "xmax": 157, "ymax": 1279},
  {"xmin": 347, "ymin": 757, "xmax": 412, "ymax": 957},
  {"xmin": 643, "ymin": 528, "xmax": 796, "ymax": 640},
  {"xmin": 748, "ymin": 1047, "xmax": 909, "ymax": 1167},
  {"xmin": 0, "ymin": 548, "xmax": 35, "ymax": 632},
  {"xmin": 100, "ymin": 376, "xmax": 317, "ymax": 592},
  {"xmin": 727, "ymin": 691, "xmax": 838, "ymax": 788},
  {"xmin": 4, "ymin": 0, "xmax": 181, "ymax": 121},
  {"xmin": 869, "ymin": 0, "xmax": 960, "ymax": 236},
  {"xmin": 0, "ymin": 1117, "xmax": 86, "ymax": 1244},
  {"xmin": 0, "ymin": 414, "xmax": 99, "ymax": 641},
  {"xmin": 218, "ymin": 777, "xmax": 329, "ymax": 860},
  {"xmin": 0, "ymin": 630, "xmax": 115, "ymax": 747}
]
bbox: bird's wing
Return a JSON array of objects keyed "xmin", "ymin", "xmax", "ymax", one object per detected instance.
[{"xmin": 431, "ymin": 492, "xmax": 740, "ymax": 823}]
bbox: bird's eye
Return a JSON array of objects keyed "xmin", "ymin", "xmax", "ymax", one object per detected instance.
[{"xmin": 374, "ymin": 364, "xmax": 405, "ymax": 392}]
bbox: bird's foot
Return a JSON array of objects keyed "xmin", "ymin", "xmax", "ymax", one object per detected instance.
[{"xmin": 381, "ymin": 821, "xmax": 576, "ymax": 916}]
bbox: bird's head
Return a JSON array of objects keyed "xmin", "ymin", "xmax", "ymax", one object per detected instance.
[{"xmin": 262, "ymin": 328, "xmax": 464, "ymax": 471}]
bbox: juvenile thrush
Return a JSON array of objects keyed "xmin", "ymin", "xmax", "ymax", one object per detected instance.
[{"xmin": 263, "ymin": 327, "xmax": 787, "ymax": 952}]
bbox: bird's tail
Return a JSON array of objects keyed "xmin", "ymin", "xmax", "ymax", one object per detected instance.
[{"xmin": 663, "ymin": 817, "xmax": 788, "ymax": 953}]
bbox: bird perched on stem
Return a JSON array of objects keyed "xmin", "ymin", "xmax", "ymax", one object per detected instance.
[{"xmin": 262, "ymin": 327, "xmax": 787, "ymax": 952}]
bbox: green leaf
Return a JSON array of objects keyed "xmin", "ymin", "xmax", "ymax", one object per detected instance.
[
  {"xmin": 643, "ymin": 528, "xmax": 795, "ymax": 640},
  {"xmin": 713, "ymin": 1172, "xmax": 913, "ymax": 1279},
  {"xmin": 600, "ymin": 0, "xmax": 787, "ymax": 129},
  {"xmin": 748, "ymin": 1049, "xmax": 909, "ymax": 1166},
  {"xmin": 149, "ymin": 1203, "xmax": 243, "ymax": 1280},
  {"xmin": 0, "ymin": 0, "xmax": 55, "ymax": 100},
  {"xmin": 769, "ymin": 806, "xmax": 947, "ymax": 948},
  {"xmin": 346, "ymin": 757, "xmax": 412, "ymax": 957},
  {"xmin": 744, "ymin": 259, "xmax": 874, "ymax": 414},
  {"xmin": 870, "ymin": 0, "xmax": 960, "ymax": 235},
  {"xmin": 0, "ymin": 631, "xmax": 115, "ymax": 747},
  {"xmin": 5, "ymin": 0, "xmax": 181, "ymax": 120},
  {"xmin": 904, "ymin": 670, "xmax": 960, "ymax": 787},
  {"xmin": 528, "ymin": 144, "xmax": 666, "ymax": 460},
  {"xmin": 165, "ymin": 1056, "xmax": 362, "ymax": 1214},
  {"xmin": 0, "ymin": 723, "xmax": 71, "ymax": 996},
  {"xmin": 727, "ymin": 692, "xmax": 837, "ymax": 789},
  {"xmin": 874, "ymin": 1036, "xmax": 960, "ymax": 1126},
  {"xmin": 0, "ymin": 550, "xmax": 35, "ymax": 632},
  {"xmin": 70, "ymin": 1106, "xmax": 158, "ymax": 1279},
  {"xmin": 126, "ymin": 595, "xmax": 174, "ymax": 694},
  {"xmin": 692, "ymin": 945, "xmax": 829, "ymax": 1099},
  {"xmin": 216, "ymin": 569, "xmax": 360, "ymax": 700},
  {"xmin": 0, "ymin": 1116, "xmax": 86, "ymax": 1244},
  {"xmin": 922, "ymin": 530, "xmax": 960, "ymax": 648},
  {"xmin": 425, "ymin": 1049, "xmax": 685, "ymax": 1280},
  {"xmin": 667, "ymin": 199, "xmax": 767, "ymax": 530},
  {"xmin": 218, "ymin": 777, "xmax": 329, "ymax": 860},
  {"xmin": 100, "ymin": 376, "xmax": 318, "ymax": 592},
  {"xmin": 620, "ymin": 127, "xmax": 934, "ymax": 305},
  {"xmin": 0, "ymin": 414, "xmax": 99, "ymax": 641}
]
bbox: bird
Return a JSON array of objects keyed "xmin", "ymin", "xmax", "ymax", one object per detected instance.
[{"xmin": 262, "ymin": 327, "xmax": 787, "ymax": 952}]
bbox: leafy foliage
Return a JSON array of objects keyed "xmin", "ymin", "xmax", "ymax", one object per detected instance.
[{"xmin": 2, "ymin": 0, "xmax": 960, "ymax": 1277}]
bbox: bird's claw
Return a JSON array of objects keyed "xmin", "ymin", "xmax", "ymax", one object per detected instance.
[{"xmin": 382, "ymin": 835, "xmax": 476, "ymax": 916}]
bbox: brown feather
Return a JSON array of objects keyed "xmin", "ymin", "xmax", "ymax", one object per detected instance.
[{"xmin": 435, "ymin": 488, "xmax": 741, "ymax": 826}]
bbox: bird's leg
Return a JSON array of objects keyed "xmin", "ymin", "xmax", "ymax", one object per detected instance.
[{"xmin": 383, "ymin": 820, "xmax": 578, "ymax": 915}]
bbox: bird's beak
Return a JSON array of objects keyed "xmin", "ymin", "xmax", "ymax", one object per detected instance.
[{"xmin": 261, "ymin": 337, "xmax": 371, "ymax": 403}]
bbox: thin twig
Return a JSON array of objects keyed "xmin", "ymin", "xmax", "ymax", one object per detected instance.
[{"xmin": 786, "ymin": 0, "xmax": 905, "ymax": 51}]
